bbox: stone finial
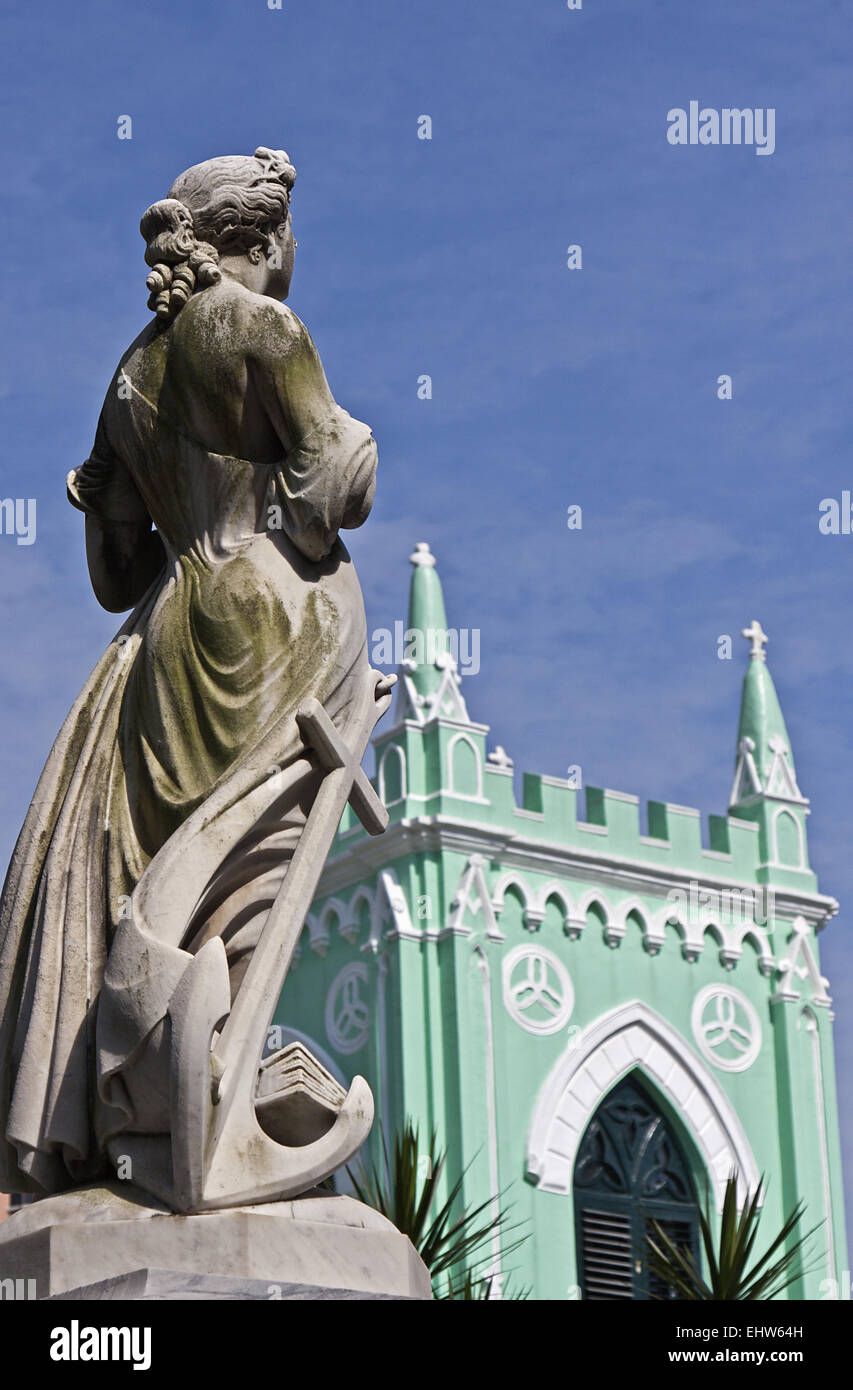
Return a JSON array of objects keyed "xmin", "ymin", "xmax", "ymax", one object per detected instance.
[
  {"xmin": 409, "ymin": 541, "xmax": 436, "ymax": 568},
  {"xmin": 741, "ymin": 619, "xmax": 768, "ymax": 661}
]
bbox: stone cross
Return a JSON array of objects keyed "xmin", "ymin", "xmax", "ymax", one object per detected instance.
[
  {"xmin": 741, "ymin": 619, "xmax": 768, "ymax": 660},
  {"xmin": 297, "ymin": 697, "xmax": 390, "ymax": 835}
]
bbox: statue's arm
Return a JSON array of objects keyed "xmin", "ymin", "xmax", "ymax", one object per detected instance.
[
  {"xmin": 250, "ymin": 305, "xmax": 378, "ymax": 560},
  {"xmin": 250, "ymin": 303, "xmax": 338, "ymax": 442},
  {"xmin": 68, "ymin": 419, "xmax": 166, "ymax": 613},
  {"xmin": 81, "ymin": 514, "xmax": 166, "ymax": 614}
]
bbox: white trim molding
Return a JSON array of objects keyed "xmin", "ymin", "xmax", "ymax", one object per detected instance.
[
  {"xmin": 773, "ymin": 916, "xmax": 832, "ymax": 1008},
  {"xmin": 446, "ymin": 731, "xmax": 484, "ymax": 800},
  {"xmin": 378, "ymin": 743, "xmax": 407, "ymax": 805},
  {"xmin": 340, "ymin": 886, "xmax": 375, "ymax": 945},
  {"xmin": 526, "ymin": 1000, "xmax": 761, "ymax": 1211},
  {"xmin": 771, "ymin": 806, "xmax": 806, "ymax": 870},
  {"xmin": 799, "ymin": 1006, "xmax": 836, "ymax": 1282},
  {"xmin": 318, "ymin": 814, "xmax": 838, "ymax": 934}
]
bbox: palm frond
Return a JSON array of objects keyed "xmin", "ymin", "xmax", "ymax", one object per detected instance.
[
  {"xmin": 441, "ymin": 1268, "xmax": 532, "ymax": 1300},
  {"xmin": 347, "ymin": 1119, "xmax": 529, "ymax": 1296},
  {"xmin": 645, "ymin": 1174, "xmax": 823, "ymax": 1301}
]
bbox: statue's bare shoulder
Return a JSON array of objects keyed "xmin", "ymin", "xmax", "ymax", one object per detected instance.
[
  {"xmin": 161, "ymin": 280, "xmax": 321, "ymax": 391},
  {"xmin": 228, "ymin": 283, "xmax": 318, "ymax": 368}
]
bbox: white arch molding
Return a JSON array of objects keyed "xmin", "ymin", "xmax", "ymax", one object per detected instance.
[
  {"xmin": 341, "ymin": 885, "xmax": 377, "ymax": 945},
  {"xmin": 526, "ymin": 1000, "xmax": 760, "ymax": 1211},
  {"xmin": 491, "ymin": 871, "xmax": 532, "ymax": 914},
  {"xmin": 446, "ymin": 732, "xmax": 483, "ymax": 799},
  {"xmin": 378, "ymin": 744, "xmax": 406, "ymax": 804},
  {"xmin": 772, "ymin": 806, "xmax": 805, "ymax": 869}
]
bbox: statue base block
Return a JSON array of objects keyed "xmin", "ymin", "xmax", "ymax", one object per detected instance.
[
  {"xmin": 47, "ymin": 1269, "xmax": 418, "ymax": 1300},
  {"xmin": 0, "ymin": 1183, "xmax": 432, "ymax": 1301}
]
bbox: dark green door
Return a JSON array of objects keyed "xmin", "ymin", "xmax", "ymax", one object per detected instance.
[{"xmin": 573, "ymin": 1074, "xmax": 700, "ymax": 1300}]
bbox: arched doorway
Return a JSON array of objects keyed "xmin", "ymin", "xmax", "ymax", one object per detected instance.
[{"xmin": 573, "ymin": 1074, "xmax": 701, "ymax": 1300}]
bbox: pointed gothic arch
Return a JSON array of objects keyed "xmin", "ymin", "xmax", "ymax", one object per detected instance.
[
  {"xmin": 701, "ymin": 920, "xmax": 726, "ymax": 953},
  {"xmin": 378, "ymin": 743, "xmax": 406, "ymax": 804},
  {"xmin": 492, "ymin": 871, "xmax": 532, "ymax": 913},
  {"xmin": 573, "ymin": 1072, "xmax": 701, "ymax": 1300},
  {"xmin": 446, "ymin": 732, "xmax": 483, "ymax": 799},
  {"xmin": 657, "ymin": 907, "xmax": 693, "ymax": 951},
  {"xmin": 736, "ymin": 926, "xmax": 775, "ymax": 976},
  {"xmin": 772, "ymin": 807, "xmax": 805, "ymax": 869},
  {"xmin": 577, "ymin": 888, "xmax": 614, "ymax": 921},
  {"xmin": 532, "ymin": 880, "xmax": 574, "ymax": 921},
  {"xmin": 526, "ymin": 1000, "xmax": 760, "ymax": 1210},
  {"xmin": 311, "ymin": 896, "xmax": 349, "ymax": 954},
  {"xmin": 305, "ymin": 912, "xmax": 330, "ymax": 956},
  {"xmin": 341, "ymin": 885, "xmax": 377, "ymax": 945},
  {"xmin": 612, "ymin": 897, "xmax": 649, "ymax": 932}
]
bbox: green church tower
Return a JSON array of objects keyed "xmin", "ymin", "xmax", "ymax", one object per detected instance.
[{"xmin": 273, "ymin": 546, "xmax": 848, "ymax": 1300}]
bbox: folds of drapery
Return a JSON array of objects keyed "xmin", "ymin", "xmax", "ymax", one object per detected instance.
[
  {"xmin": 271, "ymin": 405, "xmax": 377, "ymax": 562},
  {"xmin": 0, "ymin": 394, "xmax": 377, "ymax": 1194},
  {"xmin": 0, "ymin": 592, "xmax": 155, "ymax": 1192}
]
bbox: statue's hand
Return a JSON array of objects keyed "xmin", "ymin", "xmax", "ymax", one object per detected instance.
[
  {"xmin": 374, "ymin": 672, "xmax": 397, "ymax": 700},
  {"xmin": 373, "ymin": 671, "xmax": 397, "ymax": 719}
]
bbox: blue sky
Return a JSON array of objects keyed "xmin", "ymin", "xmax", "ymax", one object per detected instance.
[{"xmin": 1, "ymin": 0, "xmax": 852, "ymax": 1239}]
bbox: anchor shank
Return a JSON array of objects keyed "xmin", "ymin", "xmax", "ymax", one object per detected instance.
[
  {"xmin": 215, "ymin": 761, "xmax": 352, "ymax": 1070},
  {"xmin": 214, "ymin": 679, "xmax": 388, "ymax": 1091}
]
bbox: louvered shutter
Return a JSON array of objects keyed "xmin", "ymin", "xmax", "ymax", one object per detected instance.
[
  {"xmin": 645, "ymin": 1217, "xmax": 694, "ymax": 1301},
  {"xmin": 578, "ymin": 1207, "xmax": 634, "ymax": 1300}
]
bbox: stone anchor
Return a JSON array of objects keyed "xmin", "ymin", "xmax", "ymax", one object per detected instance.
[{"xmin": 122, "ymin": 668, "xmax": 396, "ymax": 1214}]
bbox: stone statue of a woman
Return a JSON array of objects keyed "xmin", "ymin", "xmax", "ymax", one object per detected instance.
[{"xmin": 0, "ymin": 147, "xmax": 386, "ymax": 1203}]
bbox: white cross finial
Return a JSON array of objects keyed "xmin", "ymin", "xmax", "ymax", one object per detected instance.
[
  {"xmin": 409, "ymin": 541, "xmax": 436, "ymax": 568},
  {"xmin": 741, "ymin": 619, "xmax": 768, "ymax": 661}
]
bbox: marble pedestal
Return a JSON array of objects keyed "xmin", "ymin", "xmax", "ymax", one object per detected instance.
[{"xmin": 0, "ymin": 1183, "xmax": 432, "ymax": 1301}]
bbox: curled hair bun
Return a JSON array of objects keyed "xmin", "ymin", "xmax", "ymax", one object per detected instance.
[
  {"xmin": 252, "ymin": 146, "xmax": 296, "ymax": 185},
  {"xmin": 141, "ymin": 147, "xmax": 298, "ymax": 320},
  {"xmin": 139, "ymin": 197, "xmax": 221, "ymax": 321}
]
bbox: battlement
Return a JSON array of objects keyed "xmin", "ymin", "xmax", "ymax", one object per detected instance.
[
  {"xmin": 335, "ymin": 741, "xmax": 815, "ymax": 893},
  {"xmin": 511, "ymin": 774, "xmax": 770, "ymax": 884},
  {"xmin": 356, "ymin": 550, "xmax": 820, "ymax": 897}
]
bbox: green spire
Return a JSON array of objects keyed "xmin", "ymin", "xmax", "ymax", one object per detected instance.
[
  {"xmin": 731, "ymin": 620, "xmax": 803, "ymax": 806},
  {"xmin": 395, "ymin": 542, "xmax": 472, "ymax": 726},
  {"xmin": 406, "ymin": 542, "xmax": 450, "ymax": 700}
]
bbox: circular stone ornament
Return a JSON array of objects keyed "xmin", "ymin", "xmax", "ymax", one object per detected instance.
[
  {"xmin": 502, "ymin": 945, "xmax": 574, "ymax": 1036},
  {"xmin": 325, "ymin": 962, "xmax": 370, "ymax": 1055},
  {"xmin": 691, "ymin": 985, "xmax": 762, "ymax": 1073}
]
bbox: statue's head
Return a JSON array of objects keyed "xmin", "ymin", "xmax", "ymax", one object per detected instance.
[{"xmin": 140, "ymin": 147, "xmax": 297, "ymax": 321}]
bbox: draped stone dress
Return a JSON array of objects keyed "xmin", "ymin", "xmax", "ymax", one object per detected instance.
[{"xmin": 0, "ymin": 283, "xmax": 377, "ymax": 1192}]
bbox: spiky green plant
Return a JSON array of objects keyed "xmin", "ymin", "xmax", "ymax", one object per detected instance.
[
  {"xmin": 442, "ymin": 1269, "xmax": 499, "ymax": 1300},
  {"xmin": 439, "ymin": 1268, "xmax": 532, "ymax": 1300},
  {"xmin": 347, "ymin": 1120, "xmax": 527, "ymax": 1299},
  {"xmin": 645, "ymin": 1175, "xmax": 821, "ymax": 1300}
]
